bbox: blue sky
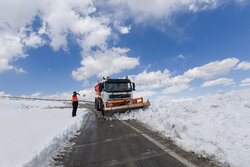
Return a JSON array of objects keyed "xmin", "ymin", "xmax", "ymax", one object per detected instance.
[{"xmin": 0, "ymin": 0, "xmax": 250, "ymax": 98}]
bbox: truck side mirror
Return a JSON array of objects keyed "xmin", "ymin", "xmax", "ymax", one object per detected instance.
[
  {"xmin": 99, "ymin": 83, "xmax": 104, "ymax": 91},
  {"xmin": 102, "ymin": 83, "xmax": 105, "ymax": 90},
  {"xmin": 132, "ymin": 83, "xmax": 135, "ymax": 91}
]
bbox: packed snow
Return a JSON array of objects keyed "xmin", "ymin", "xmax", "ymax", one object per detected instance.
[
  {"xmin": 0, "ymin": 97, "xmax": 89, "ymax": 167},
  {"xmin": 116, "ymin": 90, "xmax": 250, "ymax": 167}
]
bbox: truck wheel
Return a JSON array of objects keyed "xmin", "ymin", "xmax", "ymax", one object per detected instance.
[
  {"xmin": 100, "ymin": 100, "xmax": 104, "ymax": 115},
  {"xmin": 95, "ymin": 98, "xmax": 99, "ymax": 111},
  {"xmin": 94, "ymin": 99, "xmax": 97, "ymax": 110}
]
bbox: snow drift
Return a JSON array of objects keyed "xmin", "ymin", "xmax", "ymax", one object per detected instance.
[
  {"xmin": 0, "ymin": 97, "xmax": 89, "ymax": 167},
  {"xmin": 116, "ymin": 90, "xmax": 250, "ymax": 167}
]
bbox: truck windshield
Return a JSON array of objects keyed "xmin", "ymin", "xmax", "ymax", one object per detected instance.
[{"xmin": 105, "ymin": 82, "xmax": 132, "ymax": 92}]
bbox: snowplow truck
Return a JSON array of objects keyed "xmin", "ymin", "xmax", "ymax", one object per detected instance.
[{"xmin": 94, "ymin": 78, "xmax": 150, "ymax": 116}]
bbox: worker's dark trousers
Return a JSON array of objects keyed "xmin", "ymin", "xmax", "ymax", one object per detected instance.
[{"xmin": 72, "ymin": 101, "xmax": 78, "ymax": 117}]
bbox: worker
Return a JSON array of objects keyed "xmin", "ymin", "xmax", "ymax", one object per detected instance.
[{"xmin": 72, "ymin": 91, "xmax": 80, "ymax": 117}]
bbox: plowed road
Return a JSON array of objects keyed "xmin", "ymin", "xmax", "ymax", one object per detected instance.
[{"xmin": 52, "ymin": 104, "xmax": 219, "ymax": 167}]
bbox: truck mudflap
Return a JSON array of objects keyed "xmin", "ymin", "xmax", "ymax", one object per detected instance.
[{"xmin": 103, "ymin": 97, "xmax": 150, "ymax": 116}]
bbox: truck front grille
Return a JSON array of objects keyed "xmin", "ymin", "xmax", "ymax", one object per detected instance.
[{"xmin": 109, "ymin": 94, "xmax": 131, "ymax": 98}]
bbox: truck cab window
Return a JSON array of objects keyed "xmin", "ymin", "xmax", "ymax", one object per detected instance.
[{"xmin": 105, "ymin": 82, "xmax": 132, "ymax": 92}]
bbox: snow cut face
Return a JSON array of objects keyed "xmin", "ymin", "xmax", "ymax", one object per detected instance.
[{"xmin": 116, "ymin": 90, "xmax": 250, "ymax": 167}]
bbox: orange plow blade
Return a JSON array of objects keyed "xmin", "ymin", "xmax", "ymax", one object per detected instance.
[{"xmin": 104, "ymin": 97, "xmax": 150, "ymax": 116}]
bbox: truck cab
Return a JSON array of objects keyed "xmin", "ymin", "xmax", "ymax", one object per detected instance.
[{"xmin": 95, "ymin": 77, "xmax": 150, "ymax": 116}]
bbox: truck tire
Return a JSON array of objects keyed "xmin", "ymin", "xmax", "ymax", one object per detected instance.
[
  {"xmin": 94, "ymin": 98, "xmax": 97, "ymax": 110},
  {"xmin": 99, "ymin": 100, "xmax": 104, "ymax": 115},
  {"xmin": 95, "ymin": 98, "xmax": 99, "ymax": 111}
]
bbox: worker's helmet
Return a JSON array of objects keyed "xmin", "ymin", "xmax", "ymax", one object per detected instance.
[{"xmin": 73, "ymin": 91, "xmax": 76, "ymax": 95}]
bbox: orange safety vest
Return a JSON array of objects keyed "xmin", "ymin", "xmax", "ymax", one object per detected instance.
[{"xmin": 72, "ymin": 95, "xmax": 78, "ymax": 102}]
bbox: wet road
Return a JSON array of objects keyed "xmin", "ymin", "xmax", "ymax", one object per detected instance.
[{"xmin": 58, "ymin": 112, "xmax": 191, "ymax": 167}]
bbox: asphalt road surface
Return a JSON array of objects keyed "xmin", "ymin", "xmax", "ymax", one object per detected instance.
[{"xmin": 52, "ymin": 104, "xmax": 220, "ymax": 167}]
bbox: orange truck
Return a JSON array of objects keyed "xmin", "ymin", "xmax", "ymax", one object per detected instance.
[{"xmin": 95, "ymin": 77, "xmax": 150, "ymax": 116}]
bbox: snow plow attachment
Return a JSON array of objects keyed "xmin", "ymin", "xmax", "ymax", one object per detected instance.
[{"xmin": 103, "ymin": 97, "xmax": 150, "ymax": 116}]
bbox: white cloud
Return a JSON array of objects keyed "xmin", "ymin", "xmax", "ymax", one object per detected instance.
[
  {"xmin": 234, "ymin": 61, "xmax": 250, "ymax": 70},
  {"xmin": 0, "ymin": 31, "xmax": 27, "ymax": 73},
  {"xmin": 189, "ymin": 87, "xmax": 195, "ymax": 91},
  {"xmin": 134, "ymin": 90, "xmax": 156, "ymax": 99},
  {"xmin": 240, "ymin": 78, "xmax": 250, "ymax": 87},
  {"xmin": 22, "ymin": 32, "xmax": 46, "ymax": 48},
  {"xmin": 78, "ymin": 23, "xmax": 111, "ymax": 55},
  {"xmin": 118, "ymin": 26, "xmax": 131, "ymax": 34},
  {"xmin": 167, "ymin": 57, "xmax": 238, "ymax": 87},
  {"xmin": 130, "ymin": 58, "xmax": 239, "ymax": 94},
  {"xmin": 0, "ymin": 91, "xmax": 11, "ymax": 96},
  {"xmin": 133, "ymin": 69, "xmax": 170, "ymax": 84},
  {"xmin": 72, "ymin": 47, "xmax": 139, "ymax": 80},
  {"xmin": 0, "ymin": 0, "xmax": 51, "ymax": 72},
  {"xmin": 82, "ymin": 80, "xmax": 91, "ymax": 87},
  {"xmin": 182, "ymin": 58, "xmax": 239, "ymax": 80},
  {"xmin": 32, "ymin": 88, "xmax": 96, "ymax": 101},
  {"xmin": 0, "ymin": 0, "xmax": 42, "ymax": 29},
  {"xmin": 175, "ymin": 54, "xmax": 186, "ymax": 60},
  {"xmin": 14, "ymin": 68, "xmax": 27, "ymax": 74},
  {"xmin": 240, "ymin": 83, "xmax": 250, "ymax": 87},
  {"xmin": 106, "ymin": 0, "xmax": 244, "ymax": 23},
  {"xmin": 130, "ymin": 69, "xmax": 171, "ymax": 90},
  {"xmin": 0, "ymin": 0, "xmax": 142, "ymax": 80},
  {"xmin": 241, "ymin": 78, "xmax": 250, "ymax": 83},
  {"xmin": 0, "ymin": 0, "xmax": 245, "ymax": 84},
  {"xmin": 31, "ymin": 92, "xmax": 42, "ymax": 98},
  {"xmin": 78, "ymin": 88, "xmax": 96, "ymax": 101},
  {"xmin": 201, "ymin": 78, "xmax": 235, "ymax": 87},
  {"xmin": 40, "ymin": 0, "xmax": 109, "ymax": 52},
  {"xmin": 163, "ymin": 84, "xmax": 189, "ymax": 94},
  {"xmin": 167, "ymin": 58, "xmax": 239, "ymax": 92}
]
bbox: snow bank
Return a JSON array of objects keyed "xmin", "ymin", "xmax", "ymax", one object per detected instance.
[
  {"xmin": 0, "ymin": 97, "xmax": 89, "ymax": 167},
  {"xmin": 116, "ymin": 90, "xmax": 250, "ymax": 167}
]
